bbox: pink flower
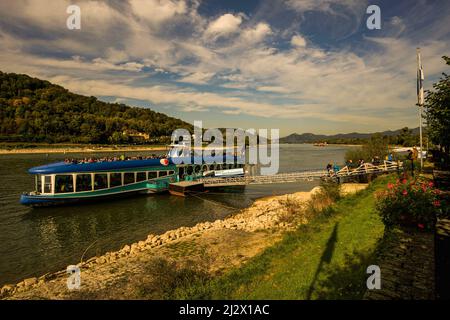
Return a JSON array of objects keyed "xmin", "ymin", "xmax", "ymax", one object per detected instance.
[
  {"xmin": 418, "ymin": 224, "xmax": 425, "ymax": 229},
  {"xmin": 387, "ymin": 183, "xmax": 394, "ymax": 190},
  {"xmin": 433, "ymin": 200, "xmax": 441, "ymax": 207},
  {"xmin": 402, "ymin": 190, "xmax": 408, "ymax": 196},
  {"xmin": 428, "ymin": 181, "xmax": 434, "ymax": 188},
  {"xmin": 402, "ymin": 179, "xmax": 408, "ymax": 185}
]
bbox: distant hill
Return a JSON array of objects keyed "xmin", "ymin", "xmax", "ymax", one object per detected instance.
[
  {"xmin": 280, "ymin": 128, "xmax": 420, "ymax": 146},
  {"xmin": 0, "ymin": 71, "xmax": 192, "ymax": 144}
]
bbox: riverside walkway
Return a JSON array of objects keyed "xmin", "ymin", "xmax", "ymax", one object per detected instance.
[{"xmin": 197, "ymin": 161, "xmax": 403, "ymax": 187}]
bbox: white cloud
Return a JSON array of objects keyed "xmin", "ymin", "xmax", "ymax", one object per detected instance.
[
  {"xmin": 291, "ymin": 35, "xmax": 307, "ymax": 47},
  {"xmin": 241, "ymin": 23, "xmax": 272, "ymax": 43},
  {"xmin": 205, "ymin": 13, "xmax": 243, "ymax": 39},
  {"xmin": 257, "ymin": 86, "xmax": 291, "ymax": 94},
  {"xmin": 286, "ymin": 0, "xmax": 367, "ymax": 14},
  {"xmin": 178, "ymin": 72, "xmax": 215, "ymax": 84},
  {"xmin": 129, "ymin": 0, "xmax": 187, "ymax": 28}
]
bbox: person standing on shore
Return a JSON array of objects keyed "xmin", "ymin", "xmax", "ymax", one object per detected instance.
[{"xmin": 407, "ymin": 149, "xmax": 415, "ymax": 176}]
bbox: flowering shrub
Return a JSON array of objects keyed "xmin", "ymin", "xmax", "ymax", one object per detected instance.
[{"xmin": 375, "ymin": 177, "xmax": 444, "ymax": 231}]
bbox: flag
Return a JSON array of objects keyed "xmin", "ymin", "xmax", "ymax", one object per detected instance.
[{"xmin": 417, "ymin": 49, "xmax": 424, "ymax": 105}]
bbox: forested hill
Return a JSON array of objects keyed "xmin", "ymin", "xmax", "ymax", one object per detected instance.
[{"xmin": 0, "ymin": 71, "xmax": 192, "ymax": 144}]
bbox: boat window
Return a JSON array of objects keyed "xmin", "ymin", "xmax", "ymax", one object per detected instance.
[
  {"xmin": 110, "ymin": 173, "xmax": 122, "ymax": 187},
  {"xmin": 94, "ymin": 174, "xmax": 108, "ymax": 190},
  {"xmin": 76, "ymin": 174, "xmax": 92, "ymax": 192},
  {"xmin": 159, "ymin": 171, "xmax": 168, "ymax": 177},
  {"xmin": 178, "ymin": 167, "xmax": 185, "ymax": 179},
  {"xmin": 43, "ymin": 175, "xmax": 52, "ymax": 193},
  {"xmin": 136, "ymin": 172, "xmax": 146, "ymax": 182},
  {"xmin": 168, "ymin": 170, "xmax": 175, "ymax": 175},
  {"xmin": 124, "ymin": 172, "xmax": 135, "ymax": 185},
  {"xmin": 36, "ymin": 175, "xmax": 42, "ymax": 193},
  {"xmin": 55, "ymin": 175, "xmax": 74, "ymax": 193},
  {"xmin": 148, "ymin": 171, "xmax": 157, "ymax": 179}
]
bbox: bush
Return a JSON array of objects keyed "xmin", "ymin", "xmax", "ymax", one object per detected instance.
[
  {"xmin": 133, "ymin": 257, "xmax": 211, "ymax": 299},
  {"xmin": 306, "ymin": 181, "xmax": 341, "ymax": 217},
  {"xmin": 345, "ymin": 134, "xmax": 389, "ymax": 163},
  {"xmin": 375, "ymin": 177, "xmax": 444, "ymax": 231},
  {"xmin": 320, "ymin": 180, "xmax": 341, "ymax": 202}
]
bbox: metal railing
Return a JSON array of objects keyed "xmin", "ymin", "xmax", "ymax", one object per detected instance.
[{"xmin": 197, "ymin": 161, "xmax": 403, "ymax": 187}]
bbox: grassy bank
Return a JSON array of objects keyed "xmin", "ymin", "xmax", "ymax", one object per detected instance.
[{"xmin": 174, "ymin": 176, "xmax": 393, "ymax": 300}]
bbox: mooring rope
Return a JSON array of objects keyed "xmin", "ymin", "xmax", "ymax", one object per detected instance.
[
  {"xmin": 80, "ymin": 239, "xmax": 100, "ymax": 264},
  {"xmin": 186, "ymin": 191, "xmax": 241, "ymax": 211}
]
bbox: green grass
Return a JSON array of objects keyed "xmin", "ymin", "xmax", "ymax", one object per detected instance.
[{"xmin": 178, "ymin": 176, "xmax": 394, "ymax": 300}]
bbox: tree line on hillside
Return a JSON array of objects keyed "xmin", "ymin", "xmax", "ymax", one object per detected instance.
[
  {"xmin": 0, "ymin": 72, "xmax": 193, "ymax": 144},
  {"xmin": 324, "ymin": 127, "xmax": 420, "ymax": 147}
]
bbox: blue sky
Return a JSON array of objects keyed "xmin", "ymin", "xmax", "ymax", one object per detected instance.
[{"xmin": 0, "ymin": 0, "xmax": 449, "ymax": 136}]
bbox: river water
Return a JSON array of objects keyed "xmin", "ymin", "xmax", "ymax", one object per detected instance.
[{"xmin": 0, "ymin": 144, "xmax": 353, "ymax": 286}]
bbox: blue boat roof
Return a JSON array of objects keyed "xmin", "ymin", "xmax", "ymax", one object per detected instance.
[
  {"xmin": 28, "ymin": 158, "xmax": 174, "ymax": 174},
  {"xmin": 28, "ymin": 155, "xmax": 245, "ymax": 174}
]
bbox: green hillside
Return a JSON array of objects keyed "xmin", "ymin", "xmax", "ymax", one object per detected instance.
[{"xmin": 0, "ymin": 71, "xmax": 192, "ymax": 144}]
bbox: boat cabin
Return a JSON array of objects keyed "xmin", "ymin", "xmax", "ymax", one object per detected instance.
[{"xmin": 33, "ymin": 169, "xmax": 176, "ymax": 195}]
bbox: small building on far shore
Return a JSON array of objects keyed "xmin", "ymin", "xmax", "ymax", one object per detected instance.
[{"xmin": 123, "ymin": 130, "xmax": 150, "ymax": 143}]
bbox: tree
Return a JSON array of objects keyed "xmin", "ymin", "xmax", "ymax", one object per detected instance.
[
  {"xmin": 345, "ymin": 133, "xmax": 389, "ymax": 163},
  {"xmin": 425, "ymin": 56, "xmax": 450, "ymax": 154},
  {"xmin": 0, "ymin": 71, "xmax": 192, "ymax": 143}
]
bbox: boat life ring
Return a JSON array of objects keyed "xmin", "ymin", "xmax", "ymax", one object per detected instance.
[{"xmin": 160, "ymin": 158, "xmax": 169, "ymax": 166}]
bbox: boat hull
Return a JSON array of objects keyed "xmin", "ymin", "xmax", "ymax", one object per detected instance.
[{"xmin": 20, "ymin": 188, "xmax": 161, "ymax": 207}]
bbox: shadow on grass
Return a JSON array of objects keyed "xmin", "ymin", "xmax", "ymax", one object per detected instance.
[
  {"xmin": 306, "ymin": 223, "xmax": 338, "ymax": 299},
  {"xmin": 312, "ymin": 250, "xmax": 374, "ymax": 299},
  {"xmin": 310, "ymin": 229, "xmax": 394, "ymax": 300}
]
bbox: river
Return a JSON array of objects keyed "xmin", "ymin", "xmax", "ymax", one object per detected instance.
[{"xmin": 0, "ymin": 144, "xmax": 353, "ymax": 286}]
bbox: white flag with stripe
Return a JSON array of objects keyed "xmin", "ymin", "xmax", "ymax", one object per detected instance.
[{"xmin": 417, "ymin": 49, "xmax": 424, "ymax": 105}]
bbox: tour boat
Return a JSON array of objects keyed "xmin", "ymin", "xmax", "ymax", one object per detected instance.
[
  {"xmin": 313, "ymin": 142, "xmax": 328, "ymax": 147},
  {"xmin": 20, "ymin": 143, "xmax": 246, "ymax": 207}
]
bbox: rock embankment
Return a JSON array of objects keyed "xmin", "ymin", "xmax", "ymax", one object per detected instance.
[{"xmin": 1, "ymin": 184, "xmax": 366, "ymax": 299}]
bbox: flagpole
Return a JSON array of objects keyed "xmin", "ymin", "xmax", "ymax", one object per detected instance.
[
  {"xmin": 419, "ymin": 102, "xmax": 423, "ymax": 169},
  {"xmin": 417, "ymin": 48, "xmax": 424, "ymax": 170}
]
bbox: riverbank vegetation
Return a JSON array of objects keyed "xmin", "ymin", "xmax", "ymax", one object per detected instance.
[{"xmin": 148, "ymin": 177, "xmax": 391, "ymax": 300}]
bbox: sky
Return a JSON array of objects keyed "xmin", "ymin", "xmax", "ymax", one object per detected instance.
[{"xmin": 0, "ymin": 0, "xmax": 449, "ymax": 136}]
